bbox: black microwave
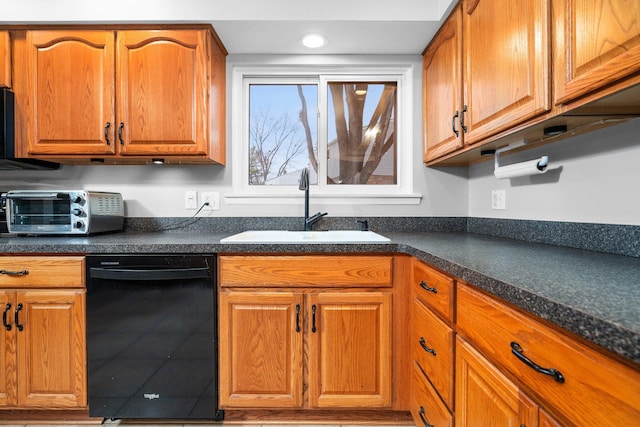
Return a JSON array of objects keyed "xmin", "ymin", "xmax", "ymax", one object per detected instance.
[{"xmin": 0, "ymin": 88, "xmax": 59, "ymax": 170}]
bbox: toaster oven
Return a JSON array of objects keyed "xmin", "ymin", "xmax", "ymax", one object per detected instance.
[{"xmin": 5, "ymin": 190, "xmax": 124, "ymax": 235}]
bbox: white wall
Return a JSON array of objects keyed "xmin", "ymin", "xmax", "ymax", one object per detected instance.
[
  {"xmin": 0, "ymin": 54, "xmax": 469, "ymax": 219},
  {"xmin": 468, "ymin": 118, "xmax": 640, "ymax": 226}
]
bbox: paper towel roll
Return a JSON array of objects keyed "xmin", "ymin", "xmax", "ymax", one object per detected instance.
[{"xmin": 494, "ymin": 156, "xmax": 549, "ymax": 179}]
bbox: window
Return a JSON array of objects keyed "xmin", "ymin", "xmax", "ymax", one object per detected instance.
[{"xmin": 230, "ymin": 64, "xmax": 418, "ymax": 204}]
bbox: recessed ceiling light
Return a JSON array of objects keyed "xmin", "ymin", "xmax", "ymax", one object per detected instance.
[{"xmin": 301, "ymin": 33, "xmax": 327, "ymax": 49}]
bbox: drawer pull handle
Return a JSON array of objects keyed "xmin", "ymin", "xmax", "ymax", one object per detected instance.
[
  {"xmin": 118, "ymin": 122, "xmax": 125, "ymax": 145},
  {"xmin": 2, "ymin": 303, "xmax": 11, "ymax": 331},
  {"xmin": 104, "ymin": 122, "xmax": 111, "ymax": 145},
  {"xmin": 295, "ymin": 304, "xmax": 301, "ymax": 333},
  {"xmin": 311, "ymin": 304, "xmax": 317, "ymax": 333},
  {"xmin": 510, "ymin": 341, "xmax": 565, "ymax": 384},
  {"xmin": 419, "ymin": 337, "xmax": 437, "ymax": 356},
  {"xmin": 460, "ymin": 104, "xmax": 468, "ymax": 133},
  {"xmin": 451, "ymin": 110, "xmax": 460, "ymax": 137},
  {"xmin": 418, "ymin": 406, "xmax": 435, "ymax": 427},
  {"xmin": 0, "ymin": 269, "xmax": 29, "ymax": 276},
  {"xmin": 419, "ymin": 281, "xmax": 437, "ymax": 293},
  {"xmin": 14, "ymin": 303, "xmax": 24, "ymax": 332}
]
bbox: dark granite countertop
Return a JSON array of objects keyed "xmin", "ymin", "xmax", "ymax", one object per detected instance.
[{"xmin": 1, "ymin": 231, "xmax": 638, "ymax": 365}]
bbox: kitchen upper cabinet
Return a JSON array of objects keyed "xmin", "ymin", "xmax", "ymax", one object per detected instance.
[
  {"xmin": 422, "ymin": 0, "xmax": 550, "ymax": 162},
  {"xmin": 461, "ymin": 0, "xmax": 550, "ymax": 145},
  {"xmin": 422, "ymin": 5, "xmax": 463, "ymax": 162},
  {"xmin": 553, "ymin": 0, "xmax": 640, "ymax": 106},
  {"xmin": 15, "ymin": 30, "xmax": 116, "ymax": 156},
  {"xmin": 456, "ymin": 336, "xmax": 538, "ymax": 427},
  {"xmin": 218, "ymin": 255, "xmax": 394, "ymax": 410},
  {"xmin": 116, "ymin": 30, "xmax": 211, "ymax": 157},
  {"xmin": 0, "ymin": 256, "xmax": 86, "ymax": 409},
  {"xmin": 12, "ymin": 26, "xmax": 226, "ymax": 164},
  {"xmin": 0, "ymin": 31, "xmax": 11, "ymax": 88}
]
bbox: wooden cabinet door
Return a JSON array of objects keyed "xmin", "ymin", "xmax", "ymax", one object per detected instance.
[
  {"xmin": 218, "ymin": 291, "xmax": 303, "ymax": 408},
  {"xmin": 462, "ymin": 0, "xmax": 550, "ymax": 145},
  {"xmin": 456, "ymin": 336, "xmax": 538, "ymax": 427},
  {"xmin": 553, "ymin": 0, "xmax": 640, "ymax": 105},
  {"xmin": 308, "ymin": 291, "xmax": 392, "ymax": 408},
  {"xmin": 17, "ymin": 30, "xmax": 116, "ymax": 156},
  {"xmin": 0, "ymin": 291, "xmax": 16, "ymax": 406},
  {"xmin": 116, "ymin": 30, "xmax": 210, "ymax": 156},
  {"xmin": 16, "ymin": 290, "xmax": 86, "ymax": 408},
  {"xmin": 0, "ymin": 31, "xmax": 10, "ymax": 88},
  {"xmin": 423, "ymin": 5, "xmax": 464, "ymax": 162}
]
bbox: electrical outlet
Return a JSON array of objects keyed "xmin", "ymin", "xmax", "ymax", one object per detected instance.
[
  {"xmin": 184, "ymin": 190, "xmax": 197, "ymax": 210},
  {"xmin": 201, "ymin": 192, "xmax": 220, "ymax": 210},
  {"xmin": 491, "ymin": 189, "xmax": 506, "ymax": 210}
]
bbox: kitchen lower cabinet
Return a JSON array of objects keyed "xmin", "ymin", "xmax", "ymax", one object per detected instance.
[
  {"xmin": 0, "ymin": 256, "xmax": 86, "ymax": 409},
  {"xmin": 218, "ymin": 255, "xmax": 394, "ymax": 410},
  {"xmin": 456, "ymin": 282, "xmax": 640, "ymax": 426},
  {"xmin": 456, "ymin": 336, "xmax": 538, "ymax": 427},
  {"xmin": 1, "ymin": 31, "xmax": 10, "ymax": 88},
  {"xmin": 218, "ymin": 291, "xmax": 304, "ymax": 408},
  {"xmin": 409, "ymin": 258, "xmax": 640, "ymax": 427},
  {"xmin": 308, "ymin": 291, "xmax": 392, "ymax": 408}
]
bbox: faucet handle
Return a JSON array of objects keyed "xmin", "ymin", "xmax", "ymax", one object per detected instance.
[{"xmin": 357, "ymin": 220, "xmax": 369, "ymax": 231}]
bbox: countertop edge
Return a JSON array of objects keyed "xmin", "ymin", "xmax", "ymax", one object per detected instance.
[{"xmin": 1, "ymin": 233, "xmax": 638, "ymax": 365}]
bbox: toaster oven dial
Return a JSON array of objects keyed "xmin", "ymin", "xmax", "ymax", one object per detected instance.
[
  {"xmin": 72, "ymin": 208, "xmax": 84, "ymax": 216},
  {"xmin": 75, "ymin": 221, "xmax": 84, "ymax": 230},
  {"xmin": 73, "ymin": 195, "xmax": 84, "ymax": 204}
]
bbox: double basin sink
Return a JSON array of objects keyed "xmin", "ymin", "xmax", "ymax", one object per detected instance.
[{"xmin": 220, "ymin": 230, "xmax": 390, "ymax": 244}]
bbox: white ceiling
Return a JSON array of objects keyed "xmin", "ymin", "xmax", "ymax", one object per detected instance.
[{"xmin": 3, "ymin": 0, "xmax": 456, "ymax": 55}]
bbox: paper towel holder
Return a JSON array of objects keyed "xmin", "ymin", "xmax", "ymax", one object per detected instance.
[{"xmin": 494, "ymin": 139, "xmax": 549, "ymax": 179}]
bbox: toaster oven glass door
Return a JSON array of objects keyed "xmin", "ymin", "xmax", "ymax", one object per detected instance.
[{"xmin": 9, "ymin": 198, "xmax": 71, "ymax": 225}]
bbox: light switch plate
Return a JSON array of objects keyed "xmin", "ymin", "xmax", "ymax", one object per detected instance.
[
  {"xmin": 184, "ymin": 190, "xmax": 197, "ymax": 210},
  {"xmin": 491, "ymin": 189, "xmax": 506, "ymax": 210}
]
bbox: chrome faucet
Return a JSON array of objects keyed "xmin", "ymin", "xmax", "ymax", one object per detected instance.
[{"xmin": 299, "ymin": 168, "xmax": 327, "ymax": 231}]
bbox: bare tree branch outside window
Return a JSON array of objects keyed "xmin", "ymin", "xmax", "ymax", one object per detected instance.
[{"xmin": 248, "ymin": 81, "xmax": 396, "ymax": 187}]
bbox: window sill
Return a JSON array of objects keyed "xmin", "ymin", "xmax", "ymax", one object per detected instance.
[{"xmin": 224, "ymin": 193, "xmax": 423, "ymax": 205}]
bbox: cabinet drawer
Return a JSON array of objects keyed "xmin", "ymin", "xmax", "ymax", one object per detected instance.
[
  {"xmin": 457, "ymin": 283, "xmax": 640, "ymax": 426},
  {"xmin": 412, "ymin": 260, "xmax": 454, "ymax": 322},
  {"xmin": 412, "ymin": 299, "xmax": 454, "ymax": 409},
  {"xmin": 0, "ymin": 256, "xmax": 85, "ymax": 288},
  {"xmin": 411, "ymin": 363, "xmax": 453, "ymax": 427},
  {"xmin": 219, "ymin": 255, "xmax": 393, "ymax": 287}
]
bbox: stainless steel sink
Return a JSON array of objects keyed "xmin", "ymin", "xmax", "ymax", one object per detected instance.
[{"xmin": 220, "ymin": 230, "xmax": 390, "ymax": 244}]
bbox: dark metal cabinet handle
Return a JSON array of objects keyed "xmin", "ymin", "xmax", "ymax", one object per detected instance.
[
  {"xmin": 419, "ymin": 337, "xmax": 437, "ymax": 356},
  {"xmin": 295, "ymin": 304, "xmax": 301, "ymax": 333},
  {"xmin": 0, "ymin": 269, "xmax": 29, "ymax": 276},
  {"xmin": 311, "ymin": 304, "xmax": 317, "ymax": 333},
  {"xmin": 510, "ymin": 341, "xmax": 565, "ymax": 383},
  {"xmin": 419, "ymin": 280, "xmax": 438, "ymax": 294},
  {"xmin": 118, "ymin": 122, "xmax": 125, "ymax": 145},
  {"xmin": 418, "ymin": 406, "xmax": 435, "ymax": 427},
  {"xmin": 104, "ymin": 122, "xmax": 111, "ymax": 145},
  {"xmin": 2, "ymin": 303, "xmax": 11, "ymax": 331},
  {"xmin": 451, "ymin": 110, "xmax": 460, "ymax": 137},
  {"xmin": 460, "ymin": 104, "xmax": 468, "ymax": 133},
  {"xmin": 14, "ymin": 303, "xmax": 23, "ymax": 332}
]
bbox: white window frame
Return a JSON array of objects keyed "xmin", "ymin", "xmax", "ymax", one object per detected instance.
[{"xmin": 228, "ymin": 63, "xmax": 421, "ymax": 205}]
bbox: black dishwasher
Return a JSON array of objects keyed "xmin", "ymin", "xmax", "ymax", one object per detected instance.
[{"xmin": 86, "ymin": 254, "xmax": 223, "ymax": 421}]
